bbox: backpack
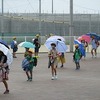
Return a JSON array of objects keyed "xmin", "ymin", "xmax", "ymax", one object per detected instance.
[
  {"xmin": 10, "ymin": 41, "xmax": 14, "ymax": 49},
  {"xmin": 73, "ymin": 49, "xmax": 82, "ymax": 60},
  {"xmin": 22, "ymin": 58, "xmax": 30, "ymax": 70},
  {"xmin": 33, "ymin": 57, "xmax": 37, "ymax": 67}
]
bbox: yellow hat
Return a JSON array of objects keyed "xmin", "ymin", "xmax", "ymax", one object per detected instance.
[
  {"xmin": 92, "ymin": 36, "xmax": 95, "ymax": 38},
  {"xmin": 13, "ymin": 36, "xmax": 16, "ymax": 39},
  {"xmin": 49, "ymin": 33, "xmax": 54, "ymax": 36},
  {"xmin": 28, "ymin": 49, "xmax": 34, "ymax": 54},
  {"xmin": 75, "ymin": 44, "xmax": 79, "ymax": 47},
  {"xmin": 36, "ymin": 34, "xmax": 40, "ymax": 37}
]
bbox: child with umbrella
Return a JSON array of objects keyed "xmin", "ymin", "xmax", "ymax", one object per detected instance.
[
  {"xmin": 81, "ymin": 38, "xmax": 88, "ymax": 58},
  {"xmin": 22, "ymin": 49, "xmax": 37, "ymax": 81},
  {"xmin": 91, "ymin": 36, "xmax": 99, "ymax": 58},
  {"xmin": 73, "ymin": 44, "xmax": 82, "ymax": 70},
  {"xmin": 48, "ymin": 43, "xmax": 58, "ymax": 80}
]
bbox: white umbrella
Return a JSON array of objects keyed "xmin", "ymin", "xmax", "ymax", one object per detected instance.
[
  {"xmin": 47, "ymin": 36, "xmax": 65, "ymax": 42},
  {"xmin": 45, "ymin": 40, "xmax": 67, "ymax": 53},
  {"xmin": 0, "ymin": 44, "xmax": 13, "ymax": 66}
]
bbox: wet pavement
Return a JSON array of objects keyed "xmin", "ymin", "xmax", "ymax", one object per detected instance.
[{"xmin": 0, "ymin": 53, "xmax": 100, "ymax": 100}]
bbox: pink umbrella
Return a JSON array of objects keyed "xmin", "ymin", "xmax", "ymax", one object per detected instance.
[{"xmin": 78, "ymin": 35, "xmax": 91, "ymax": 43}]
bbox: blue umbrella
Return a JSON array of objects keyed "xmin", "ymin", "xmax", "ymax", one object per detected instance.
[
  {"xmin": 74, "ymin": 40, "xmax": 82, "ymax": 46},
  {"xmin": 74, "ymin": 40, "xmax": 85, "ymax": 56},
  {"xmin": 86, "ymin": 33, "xmax": 97, "ymax": 37},
  {"xmin": 0, "ymin": 39, "xmax": 9, "ymax": 49},
  {"xmin": 86, "ymin": 33, "xmax": 100, "ymax": 40},
  {"xmin": 45, "ymin": 40, "xmax": 68, "ymax": 53}
]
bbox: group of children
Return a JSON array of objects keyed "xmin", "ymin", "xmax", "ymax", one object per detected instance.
[
  {"xmin": 0, "ymin": 35, "xmax": 99, "ymax": 94},
  {"xmin": 22, "ymin": 43, "xmax": 66, "ymax": 81}
]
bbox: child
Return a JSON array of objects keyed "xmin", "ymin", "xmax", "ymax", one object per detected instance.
[
  {"xmin": 10, "ymin": 37, "xmax": 18, "ymax": 58},
  {"xmin": 91, "ymin": 36, "xmax": 99, "ymax": 58},
  {"xmin": 22, "ymin": 49, "xmax": 37, "ymax": 81},
  {"xmin": 73, "ymin": 44, "xmax": 82, "ymax": 70},
  {"xmin": 48, "ymin": 43, "xmax": 58, "ymax": 80},
  {"xmin": 58, "ymin": 52, "xmax": 65, "ymax": 68},
  {"xmin": 24, "ymin": 48, "xmax": 29, "ymax": 57},
  {"xmin": 0, "ymin": 51, "xmax": 9, "ymax": 94}
]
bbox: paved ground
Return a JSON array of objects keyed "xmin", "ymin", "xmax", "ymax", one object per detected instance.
[{"xmin": 0, "ymin": 53, "xmax": 100, "ymax": 100}]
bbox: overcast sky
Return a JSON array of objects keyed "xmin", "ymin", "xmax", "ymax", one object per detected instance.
[{"xmin": 0, "ymin": 0, "xmax": 100, "ymax": 14}]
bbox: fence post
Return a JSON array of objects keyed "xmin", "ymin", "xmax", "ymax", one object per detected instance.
[{"xmin": 25, "ymin": 36, "xmax": 26, "ymax": 41}]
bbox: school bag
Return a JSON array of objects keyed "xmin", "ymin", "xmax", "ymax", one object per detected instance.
[
  {"xmin": 22, "ymin": 58, "xmax": 30, "ymax": 70},
  {"xmin": 10, "ymin": 41, "xmax": 14, "ymax": 49},
  {"xmin": 33, "ymin": 57, "xmax": 37, "ymax": 67},
  {"xmin": 73, "ymin": 49, "xmax": 82, "ymax": 60}
]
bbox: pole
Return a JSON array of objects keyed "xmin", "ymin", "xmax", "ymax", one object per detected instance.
[
  {"xmin": 69, "ymin": 0, "xmax": 74, "ymax": 52},
  {"xmin": 2, "ymin": 0, "xmax": 4, "ymax": 15},
  {"xmin": 39, "ymin": 0, "xmax": 42, "ymax": 36},
  {"xmin": 52, "ymin": 0, "xmax": 53, "ymax": 14},
  {"xmin": 89, "ymin": 14, "xmax": 91, "ymax": 33},
  {"xmin": 1, "ymin": 0, "xmax": 4, "ymax": 39}
]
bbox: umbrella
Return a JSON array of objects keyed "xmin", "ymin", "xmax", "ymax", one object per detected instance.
[
  {"xmin": 74, "ymin": 39, "xmax": 85, "ymax": 56},
  {"xmin": 19, "ymin": 42, "xmax": 35, "ymax": 48},
  {"xmin": 45, "ymin": 40, "xmax": 67, "ymax": 53},
  {"xmin": 86, "ymin": 33, "xmax": 97, "ymax": 37},
  {"xmin": 78, "ymin": 35, "xmax": 91, "ymax": 43},
  {"xmin": 0, "ymin": 39, "xmax": 9, "ymax": 49},
  {"xmin": 47, "ymin": 36, "xmax": 65, "ymax": 42},
  {"xmin": 0, "ymin": 44, "xmax": 13, "ymax": 66},
  {"xmin": 86, "ymin": 33, "xmax": 100, "ymax": 40},
  {"xmin": 74, "ymin": 39, "xmax": 82, "ymax": 45}
]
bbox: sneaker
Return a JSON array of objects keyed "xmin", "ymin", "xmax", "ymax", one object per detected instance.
[
  {"xmin": 60, "ymin": 65, "xmax": 64, "ymax": 68},
  {"xmin": 95, "ymin": 55, "xmax": 97, "ymax": 58},
  {"xmin": 27, "ymin": 78, "xmax": 30, "ymax": 81},
  {"xmin": 29, "ymin": 78, "xmax": 32, "ymax": 82},
  {"xmin": 55, "ymin": 76, "xmax": 58, "ymax": 80},
  {"xmin": 51, "ymin": 77, "xmax": 54, "ymax": 80},
  {"xmin": 92, "ymin": 55, "xmax": 94, "ymax": 58},
  {"xmin": 4, "ymin": 90, "xmax": 9, "ymax": 94}
]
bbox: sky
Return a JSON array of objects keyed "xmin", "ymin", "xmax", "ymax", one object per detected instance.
[{"xmin": 0, "ymin": 0, "xmax": 100, "ymax": 14}]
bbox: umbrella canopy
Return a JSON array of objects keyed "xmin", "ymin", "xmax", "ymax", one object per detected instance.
[
  {"xmin": 45, "ymin": 39, "xmax": 67, "ymax": 53},
  {"xmin": 19, "ymin": 42, "xmax": 35, "ymax": 48},
  {"xmin": 0, "ymin": 39, "xmax": 9, "ymax": 49},
  {"xmin": 86, "ymin": 33, "xmax": 97, "ymax": 37},
  {"xmin": 86, "ymin": 33, "xmax": 100, "ymax": 40},
  {"xmin": 74, "ymin": 39, "xmax": 85, "ymax": 55},
  {"xmin": 78, "ymin": 35, "xmax": 91, "ymax": 43},
  {"xmin": 47, "ymin": 36, "xmax": 65, "ymax": 42},
  {"xmin": 0, "ymin": 44, "xmax": 13, "ymax": 66}
]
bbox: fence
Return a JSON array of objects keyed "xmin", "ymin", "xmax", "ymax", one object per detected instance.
[
  {"xmin": 0, "ymin": 14, "xmax": 100, "ymax": 36},
  {"xmin": 0, "ymin": 36, "xmax": 78, "ymax": 45},
  {"xmin": 1, "ymin": 36, "xmax": 100, "ymax": 53}
]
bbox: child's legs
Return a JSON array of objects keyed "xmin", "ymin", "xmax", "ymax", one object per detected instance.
[
  {"xmin": 75, "ymin": 61, "xmax": 80, "ymax": 69},
  {"xmin": 26, "ymin": 71, "xmax": 30, "ymax": 79},
  {"xmin": 60, "ymin": 57, "xmax": 63, "ymax": 65},
  {"xmin": 54, "ymin": 65, "xmax": 57, "ymax": 75},
  {"xmin": 51, "ymin": 65, "xmax": 54, "ymax": 76},
  {"xmin": 2, "ymin": 80, "xmax": 9, "ymax": 91},
  {"xmin": 29, "ymin": 70, "xmax": 33, "ymax": 79},
  {"xmin": 91, "ymin": 49, "xmax": 94, "ymax": 56},
  {"xmin": 54, "ymin": 66, "xmax": 57, "ymax": 75},
  {"xmin": 94, "ymin": 49, "xmax": 97, "ymax": 56}
]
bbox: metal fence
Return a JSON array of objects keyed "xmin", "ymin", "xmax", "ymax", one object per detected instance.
[
  {"xmin": 1, "ymin": 36, "xmax": 100, "ymax": 53},
  {"xmin": 0, "ymin": 36, "xmax": 78, "ymax": 45},
  {"xmin": 0, "ymin": 14, "xmax": 100, "ymax": 36}
]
